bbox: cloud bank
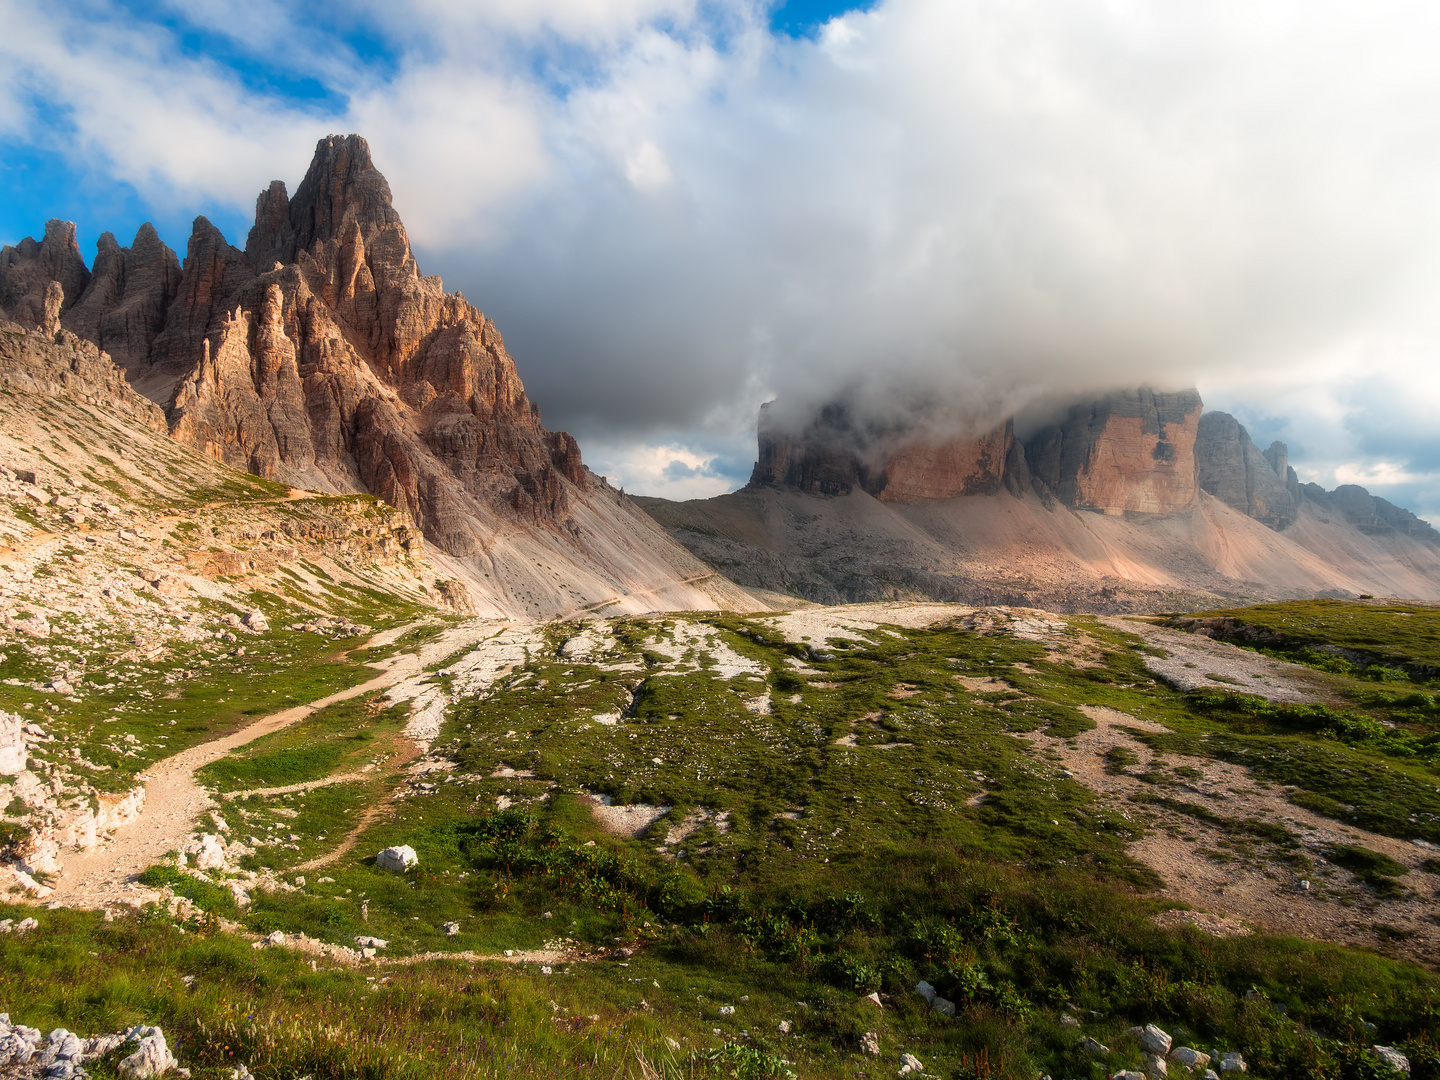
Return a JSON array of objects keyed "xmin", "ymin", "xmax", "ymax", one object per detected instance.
[{"xmin": 4, "ymin": 0, "xmax": 1440, "ymax": 512}]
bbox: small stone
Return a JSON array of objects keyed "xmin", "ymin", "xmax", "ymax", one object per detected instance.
[
  {"xmin": 777, "ymin": 1020, "xmax": 791, "ymax": 1034},
  {"xmin": 719, "ymin": 1005, "xmax": 735, "ymax": 1015},
  {"xmin": 931, "ymin": 996, "xmax": 956, "ymax": 1018},
  {"xmin": 1220, "ymin": 1052, "xmax": 1247, "ymax": 1073},
  {"xmin": 863, "ymin": 991, "xmax": 882, "ymax": 1007},
  {"xmin": 861, "ymin": 1030, "xmax": 880, "ymax": 1056},
  {"xmin": 899, "ymin": 1053, "xmax": 924, "ymax": 1075},
  {"xmin": 443, "ymin": 921, "xmax": 461, "ymax": 936},
  {"xmin": 914, "ymin": 980, "xmax": 936, "ymax": 1003},
  {"xmin": 1144, "ymin": 1051, "xmax": 1169, "ymax": 1078},
  {"xmin": 354, "ymin": 936, "xmax": 388, "ymax": 949},
  {"xmin": 1082, "ymin": 1038, "xmax": 1111, "ymax": 1056},
  {"xmin": 265, "ymin": 931, "xmax": 285, "ymax": 946},
  {"xmin": 1061, "ymin": 1014, "xmax": 1081, "ymax": 1028}
]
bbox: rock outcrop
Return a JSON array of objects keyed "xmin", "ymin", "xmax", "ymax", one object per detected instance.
[
  {"xmin": 0, "ymin": 219, "xmax": 91, "ymax": 330},
  {"xmin": 0, "ymin": 134, "xmax": 754, "ymax": 617},
  {"xmin": 1024, "ymin": 389, "xmax": 1203, "ymax": 514},
  {"xmin": 0, "ymin": 320, "xmax": 167, "ymax": 433},
  {"xmin": 1195, "ymin": 411, "xmax": 1299, "ymax": 529},
  {"xmin": 60, "ymin": 225, "xmax": 182, "ymax": 383}
]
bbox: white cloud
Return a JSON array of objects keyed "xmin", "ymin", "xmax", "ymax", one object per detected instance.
[{"xmin": 581, "ymin": 440, "xmax": 745, "ymax": 500}]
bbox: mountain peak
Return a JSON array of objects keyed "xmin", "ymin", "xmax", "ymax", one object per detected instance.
[{"xmin": 245, "ymin": 134, "xmax": 403, "ymax": 268}]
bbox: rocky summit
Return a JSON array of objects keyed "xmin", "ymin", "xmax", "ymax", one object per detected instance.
[{"xmin": 0, "ymin": 135, "xmax": 756, "ymax": 620}]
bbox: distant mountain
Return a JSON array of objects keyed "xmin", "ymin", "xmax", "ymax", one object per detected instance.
[
  {"xmin": 0, "ymin": 135, "xmax": 760, "ymax": 619},
  {"xmin": 640, "ymin": 390, "xmax": 1440, "ymax": 611}
]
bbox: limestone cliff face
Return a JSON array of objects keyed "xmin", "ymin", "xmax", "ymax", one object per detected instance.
[
  {"xmin": 749, "ymin": 401, "xmax": 880, "ymax": 496},
  {"xmin": 60, "ymin": 224, "xmax": 182, "ymax": 382},
  {"xmin": 1025, "ymin": 389, "xmax": 1202, "ymax": 514},
  {"xmin": 874, "ymin": 423, "xmax": 1014, "ymax": 502},
  {"xmin": 749, "ymin": 401, "xmax": 1014, "ymax": 502},
  {"xmin": 1195, "ymin": 412, "xmax": 1298, "ymax": 530},
  {"xmin": 0, "ymin": 134, "xmax": 748, "ymax": 617}
]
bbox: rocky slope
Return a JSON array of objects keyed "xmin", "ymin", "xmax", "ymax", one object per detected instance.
[
  {"xmin": 0, "ymin": 135, "xmax": 759, "ymax": 619},
  {"xmin": 644, "ymin": 388, "xmax": 1440, "ymax": 610}
]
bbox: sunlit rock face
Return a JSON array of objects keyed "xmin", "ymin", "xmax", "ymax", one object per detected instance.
[{"xmin": 1024, "ymin": 389, "xmax": 1203, "ymax": 515}]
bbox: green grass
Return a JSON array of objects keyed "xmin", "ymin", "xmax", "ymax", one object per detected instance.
[
  {"xmin": 1179, "ymin": 598, "xmax": 1440, "ymax": 677},
  {"xmin": 13, "ymin": 604, "xmax": 1440, "ymax": 1078},
  {"xmin": 197, "ymin": 693, "xmax": 406, "ymax": 793}
]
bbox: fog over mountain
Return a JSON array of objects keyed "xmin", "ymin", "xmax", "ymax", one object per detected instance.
[{"xmin": 5, "ymin": 0, "xmax": 1440, "ymax": 515}]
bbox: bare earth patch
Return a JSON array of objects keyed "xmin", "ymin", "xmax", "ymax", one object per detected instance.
[
  {"xmin": 1102, "ymin": 617, "xmax": 1329, "ymax": 702},
  {"xmin": 1021, "ymin": 703, "xmax": 1440, "ymax": 964}
]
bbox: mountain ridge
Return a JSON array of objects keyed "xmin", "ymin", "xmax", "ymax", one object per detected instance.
[
  {"xmin": 643, "ymin": 389, "xmax": 1440, "ymax": 610},
  {"xmin": 0, "ymin": 135, "xmax": 762, "ymax": 619}
]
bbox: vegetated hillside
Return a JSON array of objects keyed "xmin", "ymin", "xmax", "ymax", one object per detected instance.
[
  {"xmin": 2, "ymin": 598, "xmax": 1439, "ymax": 1079},
  {"xmin": 0, "ymin": 313, "xmax": 473, "ymax": 888},
  {"xmin": 637, "ymin": 483, "xmax": 1440, "ymax": 612},
  {"xmin": 0, "ymin": 136, "xmax": 762, "ymax": 619}
]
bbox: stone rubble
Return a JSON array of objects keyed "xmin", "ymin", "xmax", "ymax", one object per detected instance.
[{"xmin": 0, "ymin": 1015, "xmax": 186, "ymax": 1079}]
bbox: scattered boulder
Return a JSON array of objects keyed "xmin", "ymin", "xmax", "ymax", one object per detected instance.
[
  {"xmin": 355, "ymin": 936, "xmax": 388, "ymax": 949},
  {"xmin": 1140, "ymin": 1025, "xmax": 1173, "ymax": 1056},
  {"xmin": 1082, "ymin": 1038, "xmax": 1111, "ymax": 1056},
  {"xmin": 0, "ymin": 712, "xmax": 27, "ymax": 775},
  {"xmin": 1171, "ymin": 1047, "xmax": 1211, "ymax": 1070},
  {"xmin": 376, "ymin": 845, "xmax": 418, "ymax": 873},
  {"xmin": 863, "ymin": 991, "xmax": 882, "ymax": 1007},
  {"xmin": 898, "ymin": 1053, "xmax": 924, "ymax": 1076},
  {"xmin": 777, "ymin": 1020, "xmax": 791, "ymax": 1034},
  {"xmin": 1219, "ymin": 1052, "xmax": 1246, "ymax": 1073},
  {"xmin": 443, "ymin": 921, "xmax": 460, "ymax": 936},
  {"xmin": 118, "ymin": 1025, "xmax": 180, "ymax": 1078},
  {"xmin": 1144, "ymin": 1051, "xmax": 1169, "ymax": 1078},
  {"xmin": 861, "ymin": 1031, "xmax": 880, "ymax": 1056},
  {"xmin": 190, "ymin": 833, "xmax": 227, "ymax": 870},
  {"xmin": 241, "ymin": 610, "xmax": 268, "ymax": 632},
  {"xmin": 1371, "ymin": 1046, "xmax": 1410, "ymax": 1075}
]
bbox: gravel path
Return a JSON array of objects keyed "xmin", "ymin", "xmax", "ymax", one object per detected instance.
[{"xmin": 44, "ymin": 620, "xmax": 510, "ymax": 911}]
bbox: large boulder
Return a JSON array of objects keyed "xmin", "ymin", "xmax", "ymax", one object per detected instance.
[{"xmin": 376, "ymin": 844, "xmax": 418, "ymax": 873}]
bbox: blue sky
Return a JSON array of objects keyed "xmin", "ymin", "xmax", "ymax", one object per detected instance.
[{"xmin": 5, "ymin": 0, "xmax": 1440, "ymax": 519}]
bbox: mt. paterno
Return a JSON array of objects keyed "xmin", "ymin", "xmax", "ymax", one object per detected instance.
[{"xmin": 0, "ymin": 135, "xmax": 757, "ymax": 618}]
